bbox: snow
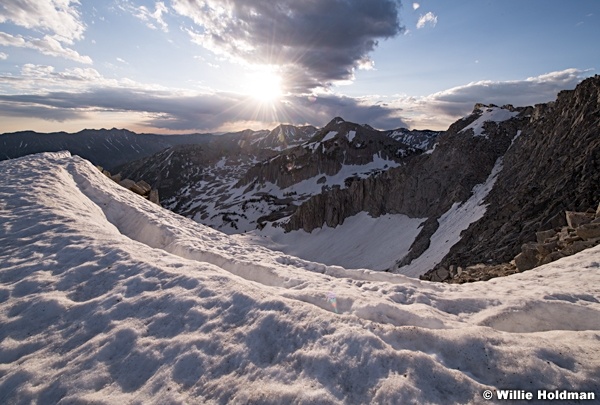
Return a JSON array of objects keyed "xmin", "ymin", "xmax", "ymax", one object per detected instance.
[
  {"xmin": 321, "ymin": 131, "xmax": 338, "ymax": 143},
  {"xmin": 460, "ymin": 107, "xmax": 519, "ymax": 138},
  {"xmin": 346, "ymin": 130, "xmax": 356, "ymax": 142},
  {"xmin": 1, "ymin": 151, "xmax": 599, "ymax": 404},
  {"xmin": 239, "ymin": 212, "xmax": 426, "ymax": 271},
  {"xmin": 396, "ymin": 156, "xmax": 504, "ymax": 277}
]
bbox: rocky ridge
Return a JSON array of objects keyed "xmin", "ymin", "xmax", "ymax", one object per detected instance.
[
  {"xmin": 284, "ymin": 104, "xmax": 527, "ymax": 233},
  {"xmin": 422, "ymin": 75, "xmax": 600, "ymax": 279},
  {"xmin": 424, "ymin": 204, "xmax": 600, "ymax": 283},
  {"xmin": 117, "ymin": 119, "xmax": 440, "ymax": 233}
]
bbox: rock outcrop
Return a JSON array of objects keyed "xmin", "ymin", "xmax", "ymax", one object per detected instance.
[
  {"xmin": 284, "ymin": 105, "xmax": 528, "ymax": 232},
  {"xmin": 435, "ymin": 75, "xmax": 600, "ymax": 270},
  {"xmin": 422, "ymin": 205, "xmax": 600, "ymax": 283},
  {"xmin": 96, "ymin": 166, "xmax": 160, "ymax": 205}
]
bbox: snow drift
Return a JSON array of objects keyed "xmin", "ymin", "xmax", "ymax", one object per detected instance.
[{"xmin": 1, "ymin": 152, "xmax": 599, "ymax": 404}]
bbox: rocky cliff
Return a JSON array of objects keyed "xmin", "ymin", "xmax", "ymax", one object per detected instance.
[
  {"xmin": 284, "ymin": 105, "xmax": 529, "ymax": 232},
  {"xmin": 431, "ymin": 75, "xmax": 599, "ymax": 272}
]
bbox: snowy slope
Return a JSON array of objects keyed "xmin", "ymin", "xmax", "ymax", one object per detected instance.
[
  {"xmin": 395, "ymin": 157, "xmax": 505, "ymax": 276},
  {"xmin": 239, "ymin": 213, "xmax": 426, "ymax": 271},
  {"xmin": 460, "ymin": 106, "xmax": 519, "ymax": 138},
  {"xmin": 1, "ymin": 152, "xmax": 599, "ymax": 404}
]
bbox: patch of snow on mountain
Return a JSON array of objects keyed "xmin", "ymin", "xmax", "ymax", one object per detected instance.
[
  {"xmin": 321, "ymin": 131, "xmax": 338, "ymax": 143},
  {"xmin": 346, "ymin": 130, "xmax": 356, "ymax": 142},
  {"xmin": 460, "ymin": 107, "xmax": 519, "ymax": 138},
  {"xmin": 2, "ymin": 152, "xmax": 599, "ymax": 404},
  {"xmin": 240, "ymin": 212, "xmax": 426, "ymax": 270},
  {"xmin": 396, "ymin": 157, "xmax": 505, "ymax": 277}
]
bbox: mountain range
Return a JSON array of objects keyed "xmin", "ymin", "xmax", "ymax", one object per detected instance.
[{"xmin": 1, "ymin": 76, "xmax": 598, "ymax": 280}]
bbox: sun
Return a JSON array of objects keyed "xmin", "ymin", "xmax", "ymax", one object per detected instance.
[{"xmin": 244, "ymin": 68, "xmax": 284, "ymax": 102}]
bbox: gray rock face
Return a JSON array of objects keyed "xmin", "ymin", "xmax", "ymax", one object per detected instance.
[
  {"xmin": 437, "ymin": 75, "xmax": 600, "ymax": 269},
  {"xmin": 235, "ymin": 118, "xmax": 425, "ymax": 191},
  {"xmin": 284, "ymin": 106, "xmax": 527, "ymax": 233}
]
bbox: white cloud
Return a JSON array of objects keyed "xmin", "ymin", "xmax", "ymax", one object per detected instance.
[
  {"xmin": 0, "ymin": 52, "xmax": 7, "ymax": 60},
  {"xmin": 412, "ymin": 3, "xmax": 420, "ymax": 10},
  {"xmin": 0, "ymin": 32, "xmax": 92, "ymax": 64},
  {"xmin": 132, "ymin": 1, "xmax": 169, "ymax": 32},
  {"xmin": 0, "ymin": 0, "xmax": 85, "ymax": 44},
  {"xmin": 417, "ymin": 12, "xmax": 438, "ymax": 29},
  {"xmin": 390, "ymin": 68, "xmax": 590, "ymax": 129},
  {"xmin": 0, "ymin": 1, "xmax": 91, "ymax": 63}
]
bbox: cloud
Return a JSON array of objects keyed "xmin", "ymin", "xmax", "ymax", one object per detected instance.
[
  {"xmin": 172, "ymin": 0, "xmax": 404, "ymax": 93},
  {"xmin": 416, "ymin": 12, "xmax": 437, "ymax": 29},
  {"xmin": 391, "ymin": 68, "xmax": 590, "ymax": 129},
  {"xmin": 126, "ymin": 1, "xmax": 170, "ymax": 32},
  {"xmin": 0, "ymin": 1, "xmax": 91, "ymax": 63},
  {"xmin": 0, "ymin": 52, "xmax": 7, "ymax": 60},
  {"xmin": 0, "ymin": 66, "xmax": 590, "ymax": 133},
  {"xmin": 0, "ymin": 0, "xmax": 85, "ymax": 44},
  {"xmin": 412, "ymin": 3, "xmax": 420, "ymax": 10},
  {"xmin": 0, "ymin": 32, "xmax": 92, "ymax": 64},
  {"xmin": 0, "ymin": 63, "xmax": 408, "ymax": 132}
]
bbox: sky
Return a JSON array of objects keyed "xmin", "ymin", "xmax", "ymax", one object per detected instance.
[{"xmin": 0, "ymin": 0, "xmax": 598, "ymax": 134}]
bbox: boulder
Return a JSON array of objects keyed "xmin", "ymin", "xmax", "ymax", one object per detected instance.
[
  {"xmin": 119, "ymin": 179, "xmax": 136, "ymax": 190},
  {"xmin": 129, "ymin": 183, "xmax": 147, "ymax": 196},
  {"xmin": 536, "ymin": 229, "xmax": 557, "ymax": 243},
  {"xmin": 149, "ymin": 189, "xmax": 160, "ymax": 205},
  {"xmin": 515, "ymin": 243, "xmax": 540, "ymax": 271},
  {"xmin": 565, "ymin": 211, "xmax": 594, "ymax": 228},
  {"xmin": 435, "ymin": 267, "xmax": 450, "ymax": 281},
  {"xmin": 536, "ymin": 241, "xmax": 558, "ymax": 256},
  {"xmin": 576, "ymin": 223, "xmax": 600, "ymax": 240},
  {"xmin": 136, "ymin": 180, "xmax": 152, "ymax": 195},
  {"xmin": 111, "ymin": 173, "xmax": 122, "ymax": 183}
]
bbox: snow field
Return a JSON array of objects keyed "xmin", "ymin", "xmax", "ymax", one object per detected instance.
[
  {"xmin": 241, "ymin": 212, "xmax": 425, "ymax": 271},
  {"xmin": 1, "ymin": 152, "xmax": 599, "ymax": 404}
]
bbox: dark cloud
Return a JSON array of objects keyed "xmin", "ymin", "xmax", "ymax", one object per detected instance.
[
  {"xmin": 0, "ymin": 101, "xmax": 85, "ymax": 121},
  {"xmin": 0, "ymin": 69, "xmax": 588, "ymax": 133},
  {"xmin": 0, "ymin": 88, "xmax": 404, "ymax": 131},
  {"xmin": 173, "ymin": 0, "xmax": 404, "ymax": 92},
  {"xmin": 0, "ymin": 87, "xmax": 407, "ymax": 132}
]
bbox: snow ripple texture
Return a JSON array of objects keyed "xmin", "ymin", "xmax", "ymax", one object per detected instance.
[{"xmin": 1, "ymin": 152, "xmax": 599, "ymax": 404}]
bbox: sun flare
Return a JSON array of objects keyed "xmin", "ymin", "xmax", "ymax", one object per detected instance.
[{"xmin": 244, "ymin": 68, "xmax": 284, "ymax": 102}]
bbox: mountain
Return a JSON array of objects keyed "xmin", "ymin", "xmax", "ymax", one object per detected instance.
[
  {"xmin": 434, "ymin": 78, "xmax": 600, "ymax": 271},
  {"xmin": 0, "ymin": 124, "xmax": 320, "ymax": 171},
  {"xmin": 0, "ymin": 128, "xmax": 215, "ymax": 170},
  {"xmin": 1, "ymin": 151, "xmax": 599, "ymax": 403},
  {"xmin": 117, "ymin": 118, "xmax": 440, "ymax": 235},
  {"xmin": 242, "ymin": 77, "xmax": 599, "ymax": 279}
]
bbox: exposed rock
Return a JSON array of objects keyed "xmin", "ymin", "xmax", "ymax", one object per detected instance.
[
  {"xmin": 430, "ymin": 204, "xmax": 600, "ymax": 283},
  {"xmin": 566, "ymin": 211, "xmax": 595, "ymax": 228},
  {"xmin": 95, "ymin": 166, "xmax": 160, "ymax": 206},
  {"xmin": 286, "ymin": 107, "xmax": 524, "ymax": 233},
  {"xmin": 536, "ymin": 229, "xmax": 556, "ymax": 244},
  {"xmin": 136, "ymin": 180, "xmax": 152, "ymax": 195},
  {"xmin": 515, "ymin": 246, "xmax": 539, "ymax": 272},
  {"xmin": 576, "ymin": 223, "xmax": 600, "ymax": 239},
  {"xmin": 149, "ymin": 189, "xmax": 160, "ymax": 205},
  {"xmin": 119, "ymin": 178, "xmax": 137, "ymax": 190},
  {"xmin": 394, "ymin": 217, "xmax": 439, "ymax": 269},
  {"xmin": 439, "ymin": 76, "xmax": 600, "ymax": 269}
]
